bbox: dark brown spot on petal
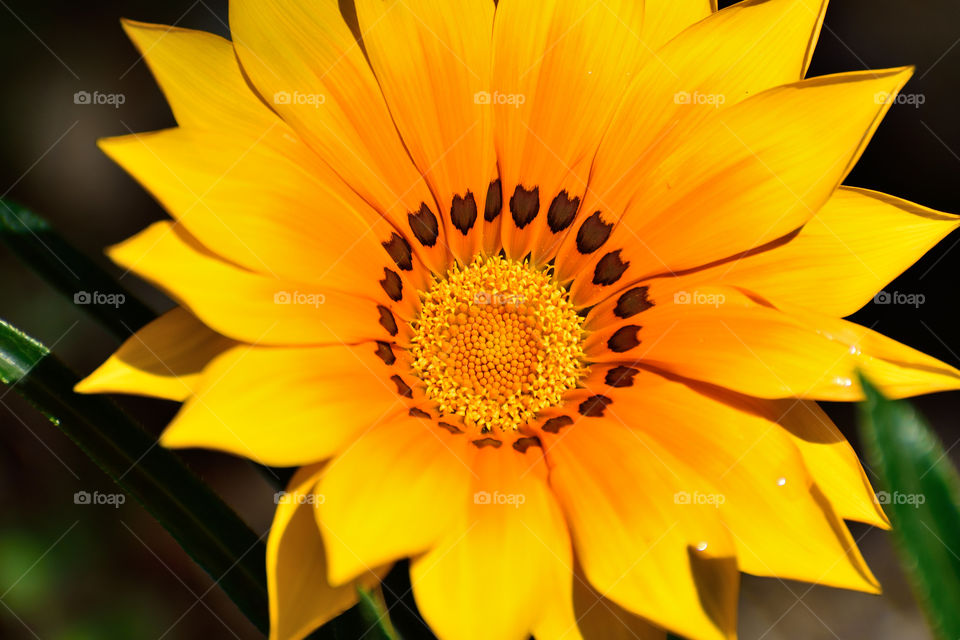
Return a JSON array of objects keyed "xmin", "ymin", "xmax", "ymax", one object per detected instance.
[
  {"xmin": 438, "ymin": 421, "xmax": 463, "ymax": 434},
  {"xmin": 579, "ymin": 394, "xmax": 612, "ymax": 417},
  {"xmin": 576, "ymin": 212, "xmax": 613, "ymax": 254},
  {"xmin": 408, "ymin": 203, "xmax": 439, "ymax": 247},
  {"xmin": 547, "ymin": 190, "xmax": 580, "ymax": 233},
  {"xmin": 374, "ymin": 341, "xmax": 396, "ymax": 365},
  {"xmin": 593, "ymin": 250, "xmax": 629, "ymax": 286},
  {"xmin": 607, "ymin": 325, "xmax": 641, "ymax": 352},
  {"xmin": 377, "ymin": 305, "xmax": 398, "ymax": 336},
  {"xmin": 615, "ymin": 286, "xmax": 653, "ymax": 318},
  {"xmin": 379, "ymin": 268, "xmax": 403, "ymax": 302},
  {"xmin": 381, "ymin": 233, "xmax": 413, "ymax": 271},
  {"xmin": 542, "ymin": 415, "xmax": 574, "ymax": 433},
  {"xmin": 513, "ymin": 436, "xmax": 541, "ymax": 453},
  {"xmin": 409, "ymin": 407, "xmax": 431, "ymax": 419},
  {"xmin": 605, "ymin": 365, "xmax": 640, "ymax": 387},
  {"xmin": 472, "ymin": 437, "xmax": 503, "ymax": 448},
  {"xmin": 450, "ymin": 191, "xmax": 478, "ymax": 235},
  {"xmin": 510, "ymin": 185, "xmax": 540, "ymax": 229},
  {"xmin": 391, "ymin": 375, "xmax": 413, "ymax": 398},
  {"xmin": 484, "ymin": 178, "xmax": 502, "ymax": 222}
]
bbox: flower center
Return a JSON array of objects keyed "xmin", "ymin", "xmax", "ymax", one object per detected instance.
[{"xmin": 410, "ymin": 255, "xmax": 586, "ymax": 433}]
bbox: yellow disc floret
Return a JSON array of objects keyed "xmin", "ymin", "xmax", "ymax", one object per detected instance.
[{"xmin": 410, "ymin": 255, "xmax": 586, "ymax": 433}]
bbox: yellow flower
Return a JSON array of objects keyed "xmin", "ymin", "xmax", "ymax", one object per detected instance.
[{"xmin": 77, "ymin": 1, "xmax": 960, "ymax": 638}]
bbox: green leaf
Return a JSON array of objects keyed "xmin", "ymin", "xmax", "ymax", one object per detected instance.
[
  {"xmin": 356, "ymin": 585, "xmax": 401, "ymax": 640},
  {"xmin": 857, "ymin": 374, "xmax": 960, "ymax": 640},
  {"xmin": 0, "ymin": 318, "xmax": 269, "ymax": 633},
  {"xmin": 0, "ymin": 199, "xmax": 156, "ymax": 338}
]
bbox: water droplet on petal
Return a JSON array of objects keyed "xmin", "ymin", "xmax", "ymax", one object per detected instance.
[
  {"xmin": 696, "ymin": 541, "xmax": 708, "ymax": 552},
  {"xmin": 776, "ymin": 477, "xmax": 787, "ymax": 487},
  {"xmin": 834, "ymin": 376, "xmax": 853, "ymax": 388}
]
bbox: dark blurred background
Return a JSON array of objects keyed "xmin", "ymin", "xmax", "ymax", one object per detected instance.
[{"xmin": 1, "ymin": 0, "xmax": 959, "ymax": 638}]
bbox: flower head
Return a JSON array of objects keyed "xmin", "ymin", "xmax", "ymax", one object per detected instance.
[{"xmin": 78, "ymin": 1, "xmax": 960, "ymax": 639}]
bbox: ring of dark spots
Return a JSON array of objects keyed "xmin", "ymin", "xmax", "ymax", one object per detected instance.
[
  {"xmin": 608, "ymin": 325, "xmax": 641, "ymax": 352},
  {"xmin": 408, "ymin": 203, "xmax": 439, "ymax": 247},
  {"xmin": 542, "ymin": 415, "xmax": 573, "ymax": 434},
  {"xmin": 381, "ymin": 233, "xmax": 413, "ymax": 271},
  {"xmin": 576, "ymin": 212, "xmax": 613, "ymax": 254},
  {"xmin": 593, "ymin": 250, "xmax": 629, "ymax": 286},
  {"xmin": 450, "ymin": 191, "xmax": 478, "ymax": 235},
  {"xmin": 390, "ymin": 375, "xmax": 413, "ymax": 398},
  {"xmin": 377, "ymin": 305, "xmax": 398, "ymax": 336},
  {"xmin": 615, "ymin": 286, "xmax": 653, "ymax": 318},
  {"xmin": 472, "ymin": 437, "xmax": 503, "ymax": 449},
  {"xmin": 379, "ymin": 268, "xmax": 403, "ymax": 302},
  {"xmin": 513, "ymin": 436, "xmax": 541, "ymax": 453},
  {"xmin": 605, "ymin": 366, "xmax": 640, "ymax": 388},
  {"xmin": 374, "ymin": 341, "xmax": 396, "ymax": 365},
  {"xmin": 438, "ymin": 421, "xmax": 463, "ymax": 434},
  {"xmin": 547, "ymin": 190, "xmax": 580, "ymax": 233},
  {"xmin": 409, "ymin": 407, "xmax": 431, "ymax": 419},
  {"xmin": 579, "ymin": 394, "xmax": 612, "ymax": 417},
  {"xmin": 484, "ymin": 178, "xmax": 502, "ymax": 222},
  {"xmin": 510, "ymin": 185, "xmax": 540, "ymax": 229}
]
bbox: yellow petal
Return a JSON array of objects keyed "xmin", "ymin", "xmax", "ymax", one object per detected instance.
[
  {"xmin": 640, "ymin": 0, "xmax": 715, "ymax": 50},
  {"xmin": 672, "ymin": 186, "xmax": 960, "ymax": 317},
  {"xmin": 557, "ymin": 0, "xmax": 829, "ymax": 280},
  {"xmin": 268, "ymin": 464, "xmax": 385, "ymax": 640},
  {"xmin": 768, "ymin": 399, "xmax": 890, "ymax": 529},
  {"xmin": 75, "ymin": 307, "xmax": 235, "ymax": 401},
  {"xmin": 160, "ymin": 343, "xmax": 417, "ymax": 466},
  {"xmin": 491, "ymin": 0, "xmax": 647, "ymax": 263},
  {"xmin": 565, "ymin": 67, "xmax": 913, "ymax": 306},
  {"xmin": 229, "ymin": 0, "xmax": 450, "ymax": 273},
  {"xmin": 535, "ymin": 395, "xmax": 737, "ymax": 640},
  {"xmin": 410, "ymin": 445, "xmax": 576, "ymax": 640},
  {"xmin": 99, "ymin": 129, "xmax": 428, "ymax": 307},
  {"xmin": 355, "ymin": 0, "xmax": 496, "ymax": 262},
  {"xmin": 119, "ymin": 20, "xmax": 273, "ymax": 132},
  {"xmin": 582, "ymin": 369, "xmax": 879, "ymax": 593},
  {"xmin": 316, "ymin": 412, "xmax": 475, "ymax": 586},
  {"xmin": 109, "ymin": 222, "xmax": 409, "ymax": 346},
  {"xmin": 572, "ymin": 574, "xmax": 666, "ymax": 640},
  {"xmin": 586, "ymin": 284, "xmax": 960, "ymax": 400}
]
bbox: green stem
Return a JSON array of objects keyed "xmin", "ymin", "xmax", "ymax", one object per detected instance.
[{"xmin": 0, "ymin": 319, "xmax": 269, "ymax": 632}]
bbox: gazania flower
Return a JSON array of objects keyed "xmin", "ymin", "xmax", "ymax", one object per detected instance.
[{"xmin": 78, "ymin": 0, "xmax": 960, "ymax": 638}]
